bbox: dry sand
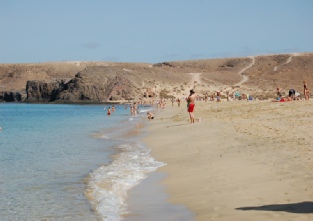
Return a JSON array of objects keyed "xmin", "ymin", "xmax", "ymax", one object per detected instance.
[{"xmin": 143, "ymin": 99, "xmax": 313, "ymax": 221}]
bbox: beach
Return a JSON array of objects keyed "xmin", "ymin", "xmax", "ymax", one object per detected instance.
[{"xmin": 144, "ymin": 100, "xmax": 313, "ymax": 221}]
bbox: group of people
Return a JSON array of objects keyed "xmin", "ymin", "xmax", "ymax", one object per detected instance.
[
  {"xmin": 106, "ymin": 105, "xmax": 115, "ymax": 115},
  {"xmin": 148, "ymin": 90, "xmax": 196, "ymax": 123},
  {"xmin": 105, "ymin": 102, "xmax": 156, "ymax": 122},
  {"xmin": 186, "ymin": 80, "xmax": 311, "ymax": 123},
  {"xmin": 107, "ymin": 103, "xmax": 144, "ymax": 116},
  {"xmin": 104, "ymin": 90, "xmax": 196, "ymax": 123},
  {"xmin": 129, "ymin": 103, "xmax": 139, "ymax": 115},
  {"xmin": 274, "ymin": 80, "xmax": 310, "ymax": 102},
  {"xmin": 106, "ymin": 80, "xmax": 310, "ymax": 124}
]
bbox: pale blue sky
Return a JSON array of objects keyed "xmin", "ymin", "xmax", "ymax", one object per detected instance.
[{"xmin": 1, "ymin": 0, "xmax": 312, "ymax": 63}]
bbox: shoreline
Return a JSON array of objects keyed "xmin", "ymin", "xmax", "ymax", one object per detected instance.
[
  {"xmin": 144, "ymin": 100, "xmax": 313, "ymax": 220},
  {"xmin": 86, "ymin": 104, "xmax": 193, "ymax": 220},
  {"xmin": 85, "ymin": 104, "xmax": 160, "ymax": 221},
  {"xmin": 123, "ymin": 106, "xmax": 195, "ymax": 220}
]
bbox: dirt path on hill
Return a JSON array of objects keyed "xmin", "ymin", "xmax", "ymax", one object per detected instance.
[
  {"xmin": 273, "ymin": 53, "xmax": 300, "ymax": 71},
  {"xmin": 189, "ymin": 73, "xmax": 202, "ymax": 85},
  {"xmin": 180, "ymin": 72, "xmax": 203, "ymax": 95},
  {"xmin": 234, "ymin": 56, "xmax": 255, "ymax": 86}
]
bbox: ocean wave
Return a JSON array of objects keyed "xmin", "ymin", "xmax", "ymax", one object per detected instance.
[{"xmin": 86, "ymin": 143, "xmax": 165, "ymax": 221}]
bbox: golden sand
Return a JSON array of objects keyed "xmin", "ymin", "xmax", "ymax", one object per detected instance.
[{"xmin": 144, "ymin": 100, "xmax": 313, "ymax": 221}]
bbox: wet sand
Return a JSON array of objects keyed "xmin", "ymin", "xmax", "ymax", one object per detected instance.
[
  {"xmin": 125, "ymin": 171, "xmax": 194, "ymax": 221},
  {"xmin": 144, "ymin": 100, "xmax": 313, "ymax": 221}
]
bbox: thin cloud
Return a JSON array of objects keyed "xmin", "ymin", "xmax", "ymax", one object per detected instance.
[{"xmin": 81, "ymin": 42, "xmax": 101, "ymax": 49}]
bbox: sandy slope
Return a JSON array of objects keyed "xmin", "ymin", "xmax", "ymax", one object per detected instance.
[{"xmin": 1, "ymin": 53, "xmax": 313, "ymax": 100}]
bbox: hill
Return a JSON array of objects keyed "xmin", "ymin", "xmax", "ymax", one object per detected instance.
[{"xmin": 0, "ymin": 53, "xmax": 312, "ymax": 102}]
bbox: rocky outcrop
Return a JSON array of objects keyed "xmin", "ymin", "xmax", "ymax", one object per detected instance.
[
  {"xmin": 25, "ymin": 66, "xmax": 139, "ymax": 103},
  {"xmin": 153, "ymin": 62, "xmax": 175, "ymax": 67},
  {"xmin": 26, "ymin": 80, "xmax": 65, "ymax": 102},
  {"xmin": 0, "ymin": 91, "xmax": 23, "ymax": 102}
]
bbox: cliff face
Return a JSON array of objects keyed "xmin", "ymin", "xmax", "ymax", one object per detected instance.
[
  {"xmin": 0, "ymin": 92, "xmax": 22, "ymax": 102},
  {"xmin": 26, "ymin": 81, "xmax": 63, "ymax": 102},
  {"xmin": 24, "ymin": 66, "xmax": 139, "ymax": 103}
]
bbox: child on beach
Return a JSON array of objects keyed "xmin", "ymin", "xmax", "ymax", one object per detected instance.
[
  {"xmin": 276, "ymin": 86, "xmax": 282, "ymax": 100},
  {"xmin": 147, "ymin": 112, "xmax": 154, "ymax": 120}
]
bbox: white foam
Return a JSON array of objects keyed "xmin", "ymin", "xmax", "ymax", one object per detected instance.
[
  {"xmin": 87, "ymin": 143, "xmax": 165, "ymax": 221},
  {"xmin": 139, "ymin": 108, "xmax": 152, "ymax": 113},
  {"xmin": 100, "ymin": 134, "xmax": 109, "ymax": 139}
]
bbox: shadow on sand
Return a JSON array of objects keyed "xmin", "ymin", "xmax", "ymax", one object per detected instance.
[{"xmin": 236, "ymin": 201, "xmax": 313, "ymax": 214}]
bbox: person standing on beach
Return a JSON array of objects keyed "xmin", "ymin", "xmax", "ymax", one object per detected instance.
[
  {"xmin": 187, "ymin": 89, "xmax": 196, "ymax": 123},
  {"xmin": 216, "ymin": 91, "xmax": 221, "ymax": 102},
  {"xmin": 303, "ymin": 80, "xmax": 310, "ymax": 100},
  {"xmin": 133, "ymin": 103, "xmax": 138, "ymax": 115},
  {"xmin": 226, "ymin": 91, "xmax": 230, "ymax": 102},
  {"xmin": 129, "ymin": 104, "xmax": 133, "ymax": 115},
  {"xmin": 276, "ymin": 86, "xmax": 282, "ymax": 99}
]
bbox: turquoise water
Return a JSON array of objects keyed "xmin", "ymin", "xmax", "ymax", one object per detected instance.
[{"xmin": 0, "ymin": 103, "xmax": 193, "ymax": 221}]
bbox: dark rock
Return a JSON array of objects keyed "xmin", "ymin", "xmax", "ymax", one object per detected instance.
[
  {"xmin": 153, "ymin": 62, "xmax": 175, "ymax": 67},
  {"xmin": 0, "ymin": 91, "xmax": 23, "ymax": 102},
  {"xmin": 26, "ymin": 81, "xmax": 60, "ymax": 102},
  {"xmin": 25, "ymin": 67, "xmax": 138, "ymax": 103}
]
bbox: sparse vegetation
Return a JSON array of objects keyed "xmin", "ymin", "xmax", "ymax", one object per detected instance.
[
  {"xmin": 1, "ymin": 53, "xmax": 313, "ymax": 102},
  {"xmin": 159, "ymin": 89, "xmax": 175, "ymax": 99}
]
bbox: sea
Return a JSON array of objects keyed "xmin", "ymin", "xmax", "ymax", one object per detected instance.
[{"xmin": 0, "ymin": 103, "xmax": 194, "ymax": 221}]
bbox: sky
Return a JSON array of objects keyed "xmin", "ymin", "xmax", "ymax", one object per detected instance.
[{"xmin": 1, "ymin": 0, "xmax": 312, "ymax": 64}]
